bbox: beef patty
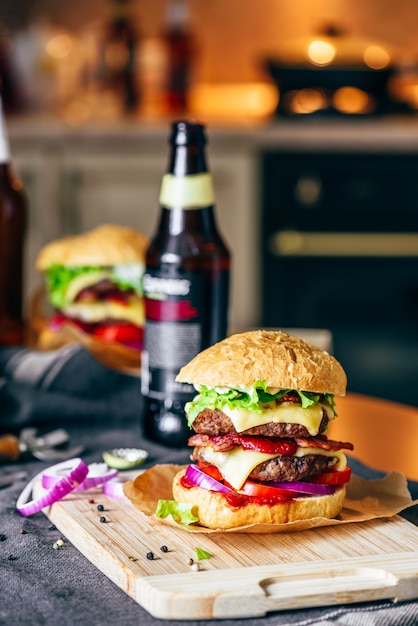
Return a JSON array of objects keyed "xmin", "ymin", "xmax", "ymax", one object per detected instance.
[
  {"xmin": 192, "ymin": 446, "xmax": 336, "ymax": 482},
  {"xmin": 191, "ymin": 406, "xmax": 329, "ymax": 438}
]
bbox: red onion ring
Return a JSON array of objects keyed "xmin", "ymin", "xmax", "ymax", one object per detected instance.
[
  {"xmin": 42, "ymin": 462, "xmax": 118, "ymax": 492},
  {"xmin": 16, "ymin": 458, "xmax": 88, "ymax": 517},
  {"xmin": 265, "ymin": 480, "xmax": 336, "ymax": 495},
  {"xmin": 103, "ymin": 476, "xmax": 129, "ymax": 499},
  {"xmin": 185, "ymin": 464, "xmax": 234, "ymax": 494}
]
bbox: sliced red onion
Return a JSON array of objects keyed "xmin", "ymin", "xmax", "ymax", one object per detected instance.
[
  {"xmin": 185, "ymin": 464, "xmax": 234, "ymax": 494},
  {"xmin": 16, "ymin": 458, "xmax": 88, "ymax": 516},
  {"xmin": 103, "ymin": 476, "xmax": 129, "ymax": 499},
  {"xmin": 265, "ymin": 480, "xmax": 336, "ymax": 496},
  {"xmin": 42, "ymin": 462, "xmax": 118, "ymax": 492}
]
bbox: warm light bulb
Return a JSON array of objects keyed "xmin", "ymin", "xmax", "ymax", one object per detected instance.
[
  {"xmin": 307, "ymin": 40, "xmax": 336, "ymax": 66},
  {"xmin": 363, "ymin": 46, "xmax": 390, "ymax": 70},
  {"xmin": 287, "ymin": 88, "xmax": 327, "ymax": 114},
  {"xmin": 332, "ymin": 87, "xmax": 373, "ymax": 114}
]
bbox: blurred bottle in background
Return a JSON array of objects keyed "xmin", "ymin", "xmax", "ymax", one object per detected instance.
[
  {"xmin": 0, "ymin": 22, "xmax": 24, "ymax": 114},
  {"xmin": 141, "ymin": 120, "xmax": 230, "ymax": 447},
  {"xmin": 0, "ymin": 97, "xmax": 27, "ymax": 346},
  {"xmin": 161, "ymin": 0, "xmax": 196, "ymax": 115},
  {"xmin": 97, "ymin": 0, "xmax": 140, "ymax": 114}
]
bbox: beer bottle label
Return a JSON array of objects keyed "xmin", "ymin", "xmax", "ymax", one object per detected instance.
[
  {"xmin": 159, "ymin": 173, "xmax": 215, "ymax": 208},
  {"xmin": 141, "ymin": 269, "xmax": 205, "ymax": 401}
]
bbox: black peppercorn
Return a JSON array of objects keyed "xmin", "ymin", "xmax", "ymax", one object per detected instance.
[
  {"xmin": 146, "ymin": 552, "xmax": 155, "ymax": 560},
  {"xmin": 160, "ymin": 545, "xmax": 168, "ymax": 552},
  {"xmin": 97, "ymin": 504, "xmax": 104, "ymax": 512},
  {"xmin": 99, "ymin": 516, "xmax": 106, "ymax": 523}
]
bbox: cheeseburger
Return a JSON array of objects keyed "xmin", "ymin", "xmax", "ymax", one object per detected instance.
[
  {"xmin": 172, "ymin": 329, "xmax": 353, "ymax": 529},
  {"xmin": 36, "ymin": 224, "xmax": 148, "ymax": 350}
]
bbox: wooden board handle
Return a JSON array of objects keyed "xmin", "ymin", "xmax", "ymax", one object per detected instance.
[{"xmin": 142, "ymin": 552, "xmax": 418, "ymax": 620}]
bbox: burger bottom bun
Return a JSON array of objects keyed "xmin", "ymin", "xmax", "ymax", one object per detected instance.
[{"xmin": 172, "ymin": 469, "xmax": 346, "ymax": 530}]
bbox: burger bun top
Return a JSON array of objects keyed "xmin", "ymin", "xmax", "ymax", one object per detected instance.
[
  {"xmin": 176, "ymin": 329, "xmax": 346, "ymax": 395},
  {"xmin": 36, "ymin": 224, "xmax": 148, "ymax": 270}
]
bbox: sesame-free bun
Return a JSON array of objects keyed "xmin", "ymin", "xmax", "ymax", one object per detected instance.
[
  {"xmin": 172, "ymin": 469, "xmax": 346, "ymax": 529},
  {"xmin": 176, "ymin": 329, "xmax": 346, "ymax": 395},
  {"xmin": 36, "ymin": 224, "xmax": 148, "ymax": 270}
]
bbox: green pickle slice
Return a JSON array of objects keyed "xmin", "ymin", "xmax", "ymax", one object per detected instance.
[{"xmin": 102, "ymin": 448, "xmax": 149, "ymax": 469}]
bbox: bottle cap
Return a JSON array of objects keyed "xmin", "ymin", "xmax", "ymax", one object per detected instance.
[{"xmin": 170, "ymin": 120, "xmax": 206, "ymax": 147}]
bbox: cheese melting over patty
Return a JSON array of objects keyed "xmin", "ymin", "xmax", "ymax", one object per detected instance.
[
  {"xmin": 200, "ymin": 445, "xmax": 347, "ymax": 490},
  {"xmin": 220, "ymin": 402, "xmax": 333, "ymax": 436},
  {"xmin": 62, "ymin": 299, "xmax": 144, "ymax": 325}
]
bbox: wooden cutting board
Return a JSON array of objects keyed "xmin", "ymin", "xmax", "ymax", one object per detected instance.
[{"xmin": 37, "ymin": 481, "xmax": 418, "ymax": 620}]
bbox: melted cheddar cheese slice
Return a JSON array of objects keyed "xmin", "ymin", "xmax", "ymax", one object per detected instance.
[
  {"xmin": 221, "ymin": 402, "xmax": 332, "ymax": 436},
  {"xmin": 199, "ymin": 445, "xmax": 347, "ymax": 491},
  {"xmin": 200, "ymin": 446, "xmax": 277, "ymax": 490}
]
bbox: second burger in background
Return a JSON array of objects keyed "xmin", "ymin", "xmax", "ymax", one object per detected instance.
[{"xmin": 36, "ymin": 224, "xmax": 148, "ymax": 351}]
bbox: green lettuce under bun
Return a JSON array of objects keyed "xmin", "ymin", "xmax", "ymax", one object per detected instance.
[
  {"xmin": 185, "ymin": 379, "xmax": 336, "ymax": 427},
  {"xmin": 45, "ymin": 263, "xmax": 144, "ymax": 309},
  {"xmin": 155, "ymin": 499, "xmax": 198, "ymax": 525}
]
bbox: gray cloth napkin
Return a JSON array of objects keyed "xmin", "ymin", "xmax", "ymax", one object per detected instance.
[{"xmin": 0, "ymin": 344, "xmax": 142, "ymax": 433}]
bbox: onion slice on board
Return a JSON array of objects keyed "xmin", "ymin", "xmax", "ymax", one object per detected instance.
[
  {"xmin": 103, "ymin": 476, "xmax": 129, "ymax": 499},
  {"xmin": 42, "ymin": 462, "xmax": 118, "ymax": 491},
  {"xmin": 16, "ymin": 458, "xmax": 88, "ymax": 516},
  {"xmin": 185, "ymin": 464, "xmax": 234, "ymax": 494}
]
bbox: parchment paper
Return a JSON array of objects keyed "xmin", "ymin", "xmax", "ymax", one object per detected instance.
[{"xmin": 123, "ymin": 463, "xmax": 418, "ymax": 534}]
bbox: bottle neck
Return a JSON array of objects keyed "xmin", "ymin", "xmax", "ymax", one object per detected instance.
[
  {"xmin": 168, "ymin": 142, "xmax": 207, "ymax": 176},
  {"xmin": 0, "ymin": 103, "xmax": 11, "ymax": 165},
  {"xmin": 160, "ymin": 130, "xmax": 214, "ymax": 209}
]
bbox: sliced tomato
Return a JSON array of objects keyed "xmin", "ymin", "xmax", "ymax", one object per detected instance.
[
  {"xmin": 312, "ymin": 467, "xmax": 352, "ymax": 485},
  {"xmin": 92, "ymin": 322, "xmax": 143, "ymax": 347},
  {"xmin": 197, "ymin": 462, "xmax": 224, "ymax": 483},
  {"xmin": 240, "ymin": 480, "xmax": 299, "ymax": 500}
]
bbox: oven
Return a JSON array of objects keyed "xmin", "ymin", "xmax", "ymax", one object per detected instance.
[{"xmin": 260, "ymin": 149, "xmax": 418, "ymax": 406}]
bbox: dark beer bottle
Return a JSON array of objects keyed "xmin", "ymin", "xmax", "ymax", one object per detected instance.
[
  {"xmin": 162, "ymin": 0, "xmax": 195, "ymax": 115},
  {"xmin": 99, "ymin": 0, "xmax": 140, "ymax": 113},
  {"xmin": 141, "ymin": 120, "xmax": 230, "ymax": 447},
  {"xmin": 0, "ymin": 98, "xmax": 27, "ymax": 346}
]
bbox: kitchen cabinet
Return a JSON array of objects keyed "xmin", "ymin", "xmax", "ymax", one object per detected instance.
[{"xmin": 8, "ymin": 122, "xmax": 259, "ymax": 333}]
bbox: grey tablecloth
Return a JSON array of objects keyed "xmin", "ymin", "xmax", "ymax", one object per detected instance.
[{"xmin": 1, "ymin": 346, "xmax": 417, "ymax": 626}]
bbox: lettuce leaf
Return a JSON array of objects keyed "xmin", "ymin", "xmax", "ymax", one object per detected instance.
[
  {"xmin": 155, "ymin": 499, "xmax": 198, "ymax": 525},
  {"xmin": 45, "ymin": 263, "xmax": 144, "ymax": 308},
  {"xmin": 185, "ymin": 379, "xmax": 336, "ymax": 427},
  {"xmin": 196, "ymin": 547, "xmax": 212, "ymax": 560}
]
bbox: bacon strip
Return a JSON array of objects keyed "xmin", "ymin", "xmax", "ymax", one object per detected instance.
[
  {"xmin": 188, "ymin": 434, "xmax": 234, "ymax": 452},
  {"xmin": 188, "ymin": 433, "xmax": 298, "ymax": 455},
  {"xmin": 188, "ymin": 432, "xmax": 354, "ymax": 454},
  {"xmin": 295, "ymin": 435, "xmax": 354, "ymax": 451}
]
